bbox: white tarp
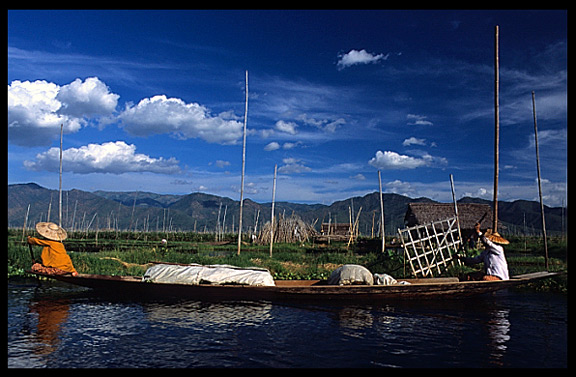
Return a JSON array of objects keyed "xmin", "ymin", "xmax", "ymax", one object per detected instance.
[
  {"xmin": 327, "ymin": 264, "xmax": 374, "ymax": 285},
  {"xmin": 143, "ymin": 263, "xmax": 275, "ymax": 287},
  {"xmin": 373, "ymin": 273, "xmax": 398, "ymax": 285}
]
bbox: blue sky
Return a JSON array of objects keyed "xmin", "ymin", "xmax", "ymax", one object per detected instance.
[{"xmin": 8, "ymin": 10, "xmax": 567, "ymax": 206}]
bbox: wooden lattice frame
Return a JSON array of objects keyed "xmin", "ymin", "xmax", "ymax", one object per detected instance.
[{"xmin": 397, "ymin": 216, "xmax": 462, "ymax": 278}]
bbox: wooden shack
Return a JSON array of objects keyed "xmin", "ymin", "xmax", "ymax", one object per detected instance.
[
  {"xmin": 316, "ymin": 223, "xmax": 351, "ymax": 242},
  {"xmin": 404, "ymin": 203, "xmax": 493, "ymax": 244}
]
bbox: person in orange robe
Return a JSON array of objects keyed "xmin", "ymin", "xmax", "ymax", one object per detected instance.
[{"xmin": 28, "ymin": 222, "xmax": 78, "ymax": 276}]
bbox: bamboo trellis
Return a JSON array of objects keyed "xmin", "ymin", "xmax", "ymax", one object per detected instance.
[{"xmin": 397, "ymin": 216, "xmax": 462, "ymax": 278}]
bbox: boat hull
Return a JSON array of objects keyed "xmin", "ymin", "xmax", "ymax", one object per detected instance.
[{"xmin": 35, "ymin": 271, "xmax": 561, "ymax": 302}]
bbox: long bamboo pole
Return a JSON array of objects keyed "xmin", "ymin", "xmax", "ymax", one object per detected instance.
[
  {"xmin": 532, "ymin": 91, "xmax": 549, "ymax": 270},
  {"xmin": 493, "ymin": 25, "xmax": 500, "ymax": 233},
  {"xmin": 378, "ymin": 170, "xmax": 385, "ymax": 252},
  {"xmin": 450, "ymin": 174, "xmax": 463, "ymax": 254},
  {"xmin": 237, "ymin": 70, "xmax": 249, "ymax": 255},
  {"xmin": 269, "ymin": 164, "xmax": 277, "ymax": 257},
  {"xmin": 21, "ymin": 203, "xmax": 30, "ymax": 242},
  {"xmin": 59, "ymin": 123, "xmax": 63, "ymax": 227}
]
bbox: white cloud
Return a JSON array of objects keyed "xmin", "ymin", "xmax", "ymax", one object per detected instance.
[
  {"xmin": 24, "ymin": 141, "xmax": 181, "ymax": 175},
  {"xmin": 337, "ymin": 49, "xmax": 388, "ymax": 70},
  {"xmin": 385, "ymin": 179, "xmax": 417, "ymax": 197},
  {"xmin": 406, "ymin": 114, "xmax": 434, "ymax": 126},
  {"xmin": 402, "ymin": 137, "xmax": 427, "ymax": 146},
  {"xmin": 368, "ymin": 150, "xmax": 444, "ymax": 170},
  {"xmin": 349, "ymin": 173, "xmax": 366, "ymax": 181},
  {"xmin": 282, "ymin": 142, "xmax": 300, "ymax": 150},
  {"xmin": 56, "ymin": 77, "xmax": 119, "ymax": 117},
  {"xmin": 274, "ymin": 120, "xmax": 298, "ymax": 135},
  {"xmin": 369, "ymin": 150, "xmax": 427, "ymax": 170},
  {"xmin": 298, "ymin": 114, "xmax": 346, "ymax": 133},
  {"xmin": 8, "ymin": 77, "xmax": 118, "ymax": 146},
  {"xmin": 278, "ymin": 157, "xmax": 312, "ymax": 174},
  {"xmin": 214, "ymin": 160, "xmax": 231, "ymax": 168},
  {"xmin": 264, "ymin": 142, "xmax": 281, "ymax": 151},
  {"xmin": 264, "ymin": 141, "xmax": 302, "ymax": 151},
  {"xmin": 119, "ymin": 95, "xmax": 243, "ymax": 144}
]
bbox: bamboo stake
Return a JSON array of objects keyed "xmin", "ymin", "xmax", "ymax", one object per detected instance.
[
  {"xmin": 449, "ymin": 174, "xmax": 462, "ymax": 243},
  {"xmin": 269, "ymin": 164, "xmax": 277, "ymax": 257},
  {"xmin": 47, "ymin": 193, "xmax": 52, "ymax": 223},
  {"xmin": 450, "ymin": 174, "xmax": 463, "ymax": 260},
  {"xmin": 532, "ymin": 91, "xmax": 549, "ymax": 270},
  {"xmin": 59, "ymin": 123, "xmax": 63, "ymax": 227},
  {"xmin": 237, "ymin": 70, "xmax": 248, "ymax": 255},
  {"xmin": 216, "ymin": 202, "xmax": 222, "ymax": 241},
  {"xmin": 21, "ymin": 203, "xmax": 30, "ymax": 242},
  {"xmin": 492, "ymin": 25, "xmax": 500, "ymax": 233},
  {"xmin": 378, "ymin": 170, "xmax": 385, "ymax": 252}
]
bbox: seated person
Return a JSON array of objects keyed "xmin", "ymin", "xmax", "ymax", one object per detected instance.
[{"xmin": 28, "ymin": 222, "xmax": 78, "ymax": 277}]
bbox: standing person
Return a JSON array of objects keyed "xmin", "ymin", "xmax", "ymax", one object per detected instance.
[
  {"xmin": 28, "ymin": 222, "xmax": 78, "ymax": 276},
  {"xmin": 455, "ymin": 223, "xmax": 509, "ymax": 281}
]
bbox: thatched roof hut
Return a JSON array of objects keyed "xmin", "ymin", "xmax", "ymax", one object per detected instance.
[{"xmin": 404, "ymin": 203, "xmax": 493, "ymax": 231}]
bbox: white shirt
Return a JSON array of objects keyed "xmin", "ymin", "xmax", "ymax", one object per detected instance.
[{"xmin": 463, "ymin": 233, "xmax": 509, "ymax": 280}]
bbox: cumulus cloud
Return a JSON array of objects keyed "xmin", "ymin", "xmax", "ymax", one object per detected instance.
[
  {"xmin": 264, "ymin": 141, "xmax": 281, "ymax": 151},
  {"xmin": 24, "ymin": 141, "xmax": 181, "ymax": 175},
  {"xmin": 264, "ymin": 141, "xmax": 302, "ymax": 151},
  {"xmin": 118, "ymin": 95, "xmax": 243, "ymax": 144},
  {"xmin": 274, "ymin": 120, "xmax": 298, "ymax": 135},
  {"xmin": 8, "ymin": 77, "xmax": 119, "ymax": 146},
  {"xmin": 369, "ymin": 150, "xmax": 447, "ymax": 170},
  {"xmin": 369, "ymin": 150, "xmax": 428, "ymax": 170},
  {"xmin": 56, "ymin": 77, "xmax": 119, "ymax": 117},
  {"xmin": 337, "ymin": 49, "xmax": 388, "ymax": 70}
]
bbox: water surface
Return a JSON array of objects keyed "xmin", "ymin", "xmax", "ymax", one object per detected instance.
[{"xmin": 8, "ymin": 278, "xmax": 567, "ymax": 368}]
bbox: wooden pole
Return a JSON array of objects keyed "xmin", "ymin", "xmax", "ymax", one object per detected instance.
[
  {"xmin": 378, "ymin": 170, "xmax": 385, "ymax": 252},
  {"xmin": 59, "ymin": 123, "xmax": 63, "ymax": 227},
  {"xmin": 450, "ymin": 174, "xmax": 463, "ymax": 251},
  {"xmin": 47, "ymin": 193, "xmax": 52, "ymax": 223},
  {"xmin": 492, "ymin": 25, "xmax": 500, "ymax": 233},
  {"xmin": 237, "ymin": 70, "xmax": 249, "ymax": 255},
  {"xmin": 21, "ymin": 203, "xmax": 30, "ymax": 242},
  {"xmin": 532, "ymin": 91, "xmax": 549, "ymax": 270},
  {"xmin": 216, "ymin": 202, "xmax": 222, "ymax": 241},
  {"xmin": 269, "ymin": 164, "xmax": 277, "ymax": 257}
]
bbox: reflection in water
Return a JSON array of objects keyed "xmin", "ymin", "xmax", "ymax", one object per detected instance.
[
  {"xmin": 29, "ymin": 299, "xmax": 70, "ymax": 356},
  {"xmin": 7, "ymin": 279, "xmax": 567, "ymax": 368},
  {"xmin": 336, "ymin": 307, "xmax": 374, "ymax": 338},
  {"xmin": 144, "ymin": 300, "xmax": 273, "ymax": 329},
  {"xmin": 487, "ymin": 309, "xmax": 510, "ymax": 366}
]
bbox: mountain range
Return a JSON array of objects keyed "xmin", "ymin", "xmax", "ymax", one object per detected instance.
[{"xmin": 8, "ymin": 183, "xmax": 566, "ymax": 236}]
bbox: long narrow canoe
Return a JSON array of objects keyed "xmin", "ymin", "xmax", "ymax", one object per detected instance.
[{"xmin": 31, "ymin": 271, "xmax": 562, "ymax": 302}]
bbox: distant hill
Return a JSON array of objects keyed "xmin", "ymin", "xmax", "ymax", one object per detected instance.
[{"xmin": 8, "ymin": 183, "xmax": 567, "ymax": 235}]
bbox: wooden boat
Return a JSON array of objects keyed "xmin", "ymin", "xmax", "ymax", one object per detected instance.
[{"xmin": 30, "ymin": 270, "xmax": 562, "ymax": 303}]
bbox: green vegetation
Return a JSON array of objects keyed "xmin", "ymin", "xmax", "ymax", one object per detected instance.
[{"xmin": 7, "ymin": 229, "xmax": 567, "ymax": 292}]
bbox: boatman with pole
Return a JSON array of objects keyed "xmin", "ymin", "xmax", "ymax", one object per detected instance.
[
  {"xmin": 454, "ymin": 223, "xmax": 509, "ymax": 281},
  {"xmin": 28, "ymin": 222, "xmax": 78, "ymax": 277}
]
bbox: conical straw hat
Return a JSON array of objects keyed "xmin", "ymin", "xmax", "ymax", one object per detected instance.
[
  {"xmin": 485, "ymin": 229, "xmax": 509, "ymax": 245},
  {"xmin": 36, "ymin": 222, "xmax": 67, "ymax": 241}
]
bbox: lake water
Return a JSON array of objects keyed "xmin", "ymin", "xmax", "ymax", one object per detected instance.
[{"xmin": 8, "ymin": 278, "xmax": 567, "ymax": 368}]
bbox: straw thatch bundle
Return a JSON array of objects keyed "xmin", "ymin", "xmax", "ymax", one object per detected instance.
[
  {"xmin": 404, "ymin": 203, "xmax": 493, "ymax": 230},
  {"xmin": 256, "ymin": 212, "xmax": 316, "ymax": 245}
]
